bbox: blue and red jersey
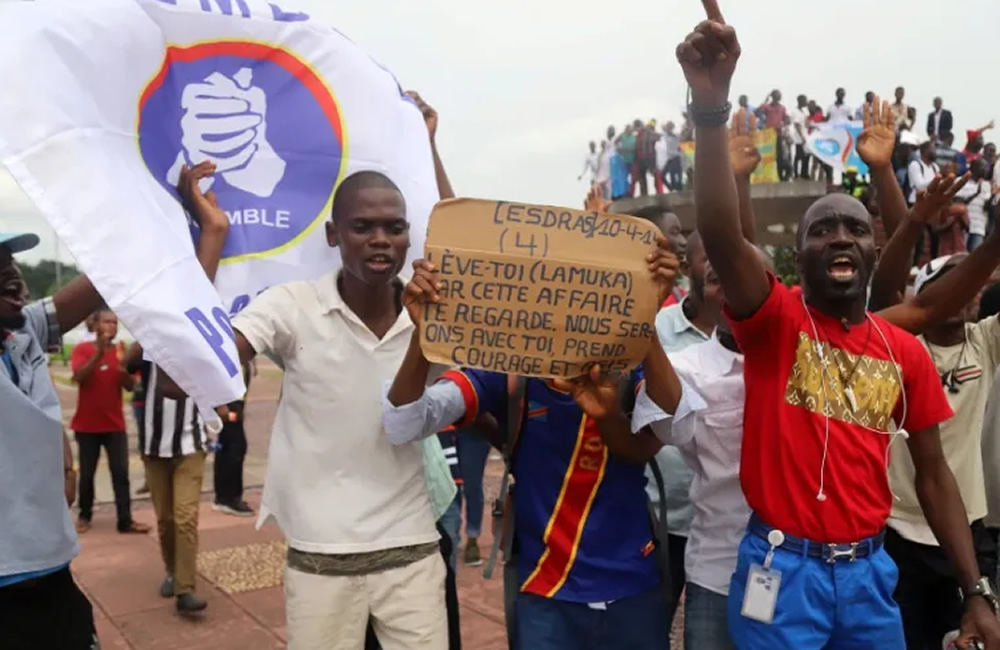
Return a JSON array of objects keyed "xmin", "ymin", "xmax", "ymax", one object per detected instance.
[{"xmin": 441, "ymin": 368, "xmax": 660, "ymax": 603}]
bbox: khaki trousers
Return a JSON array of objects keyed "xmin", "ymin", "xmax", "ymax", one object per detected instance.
[
  {"xmin": 285, "ymin": 551, "xmax": 447, "ymax": 650},
  {"xmin": 144, "ymin": 452, "xmax": 206, "ymax": 595}
]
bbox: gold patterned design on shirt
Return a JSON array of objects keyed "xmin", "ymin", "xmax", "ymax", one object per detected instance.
[{"xmin": 784, "ymin": 332, "xmax": 902, "ymax": 429}]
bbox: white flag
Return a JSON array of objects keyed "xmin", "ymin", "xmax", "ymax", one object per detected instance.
[{"xmin": 0, "ymin": 0, "xmax": 437, "ymax": 414}]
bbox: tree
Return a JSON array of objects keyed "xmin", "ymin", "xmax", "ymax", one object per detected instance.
[
  {"xmin": 770, "ymin": 245, "xmax": 799, "ymax": 287},
  {"xmin": 18, "ymin": 259, "xmax": 80, "ymax": 299}
]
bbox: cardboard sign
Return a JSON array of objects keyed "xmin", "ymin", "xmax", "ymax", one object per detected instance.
[{"xmin": 420, "ymin": 198, "xmax": 661, "ymax": 378}]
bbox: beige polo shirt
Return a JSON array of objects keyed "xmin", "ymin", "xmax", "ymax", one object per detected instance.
[
  {"xmin": 889, "ymin": 317, "xmax": 1000, "ymax": 545},
  {"xmin": 232, "ymin": 270, "xmax": 437, "ymax": 555}
]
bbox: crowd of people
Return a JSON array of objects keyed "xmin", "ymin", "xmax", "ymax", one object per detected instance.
[
  {"xmin": 7, "ymin": 4, "xmax": 1000, "ymax": 650},
  {"xmin": 582, "ymin": 84, "xmax": 1000, "ymax": 230}
]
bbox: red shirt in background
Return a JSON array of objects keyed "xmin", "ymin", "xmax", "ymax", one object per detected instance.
[
  {"xmin": 70, "ymin": 342, "xmax": 126, "ymax": 433},
  {"xmin": 758, "ymin": 102, "xmax": 787, "ymax": 131},
  {"xmin": 725, "ymin": 275, "xmax": 952, "ymax": 543}
]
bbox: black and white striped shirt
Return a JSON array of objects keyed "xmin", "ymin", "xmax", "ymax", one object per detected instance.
[{"xmin": 138, "ymin": 363, "xmax": 205, "ymax": 458}]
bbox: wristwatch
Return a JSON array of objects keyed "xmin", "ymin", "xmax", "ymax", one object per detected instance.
[{"xmin": 962, "ymin": 577, "xmax": 999, "ymax": 614}]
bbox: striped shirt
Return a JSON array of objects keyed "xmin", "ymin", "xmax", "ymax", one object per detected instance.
[
  {"xmin": 138, "ymin": 362, "xmax": 205, "ymax": 458},
  {"xmin": 437, "ymin": 428, "xmax": 461, "ymax": 484}
]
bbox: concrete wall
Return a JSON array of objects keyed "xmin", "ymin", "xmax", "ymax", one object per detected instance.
[{"xmin": 609, "ymin": 181, "xmax": 828, "ymax": 246}]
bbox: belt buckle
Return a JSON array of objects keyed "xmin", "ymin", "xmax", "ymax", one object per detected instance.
[{"xmin": 825, "ymin": 542, "xmax": 859, "ymax": 564}]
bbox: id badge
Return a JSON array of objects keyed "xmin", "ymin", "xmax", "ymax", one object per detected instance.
[{"xmin": 741, "ymin": 563, "xmax": 781, "ymax": 624}]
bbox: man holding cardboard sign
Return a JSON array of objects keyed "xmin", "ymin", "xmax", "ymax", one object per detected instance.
[{"xmin": 382, "ymin": 227, "xmax": 681, "ymax": 650}]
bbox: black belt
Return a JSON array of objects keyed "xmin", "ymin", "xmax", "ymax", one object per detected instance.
[{"xmin": 749, "ymin": 513, "xmax": 886, "ymax": 564}]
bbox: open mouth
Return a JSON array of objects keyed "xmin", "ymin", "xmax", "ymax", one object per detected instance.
[
  {"xmin": 827, "ymin": 254, "xmax": 857, "ymax": 282},
  {"xmin": 0, "ymin": 278, "xmax": 25, "ymax": 309},
  {"xmin": 365, "ymin": 254, "xmax": 395, "ymax": 272}
]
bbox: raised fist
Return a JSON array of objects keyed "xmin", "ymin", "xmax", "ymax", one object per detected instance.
[{"xmin": 167, "ymin": 68, "xmax": 286, "ymax": 197}]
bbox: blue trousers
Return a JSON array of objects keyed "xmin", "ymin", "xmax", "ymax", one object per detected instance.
[
  {"xmin": 457, "ymin": 428, "xmax": 491, "ymax": 538},
  {"xmin": 517, "ymin": 589, "xmax": 670, "ymax": 650},
  {"xmin": 728, "ymin": 530, "xmax": 904, "ymax": 649},
  {"xmin": 685, "ymin": 582, "xmax": 735, "ymax": 649}
]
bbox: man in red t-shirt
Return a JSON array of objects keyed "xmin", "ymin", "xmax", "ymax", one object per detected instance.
[
  {"xmin": 674, "ymin": 6, "xmax": 1000, "ymax": 648},
  {"xmin": 71, "ymin": 308, "xmax": 149, "ymax": 535}
]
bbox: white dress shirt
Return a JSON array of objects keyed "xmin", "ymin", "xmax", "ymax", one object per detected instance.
[
  {"xmin": 650, "ymin": 302, "xmax": 711, "ymax": 536},
  {"xmin": 908, "ymin": 159, "xmax": 940, "ymax": 204},
  {"xmin": 826, "ymin": 102, "xmax": 853, "ymax": 124},
  {"xmin": 633, "ymin": 334, "xmax": 748, "ymax": 596}
]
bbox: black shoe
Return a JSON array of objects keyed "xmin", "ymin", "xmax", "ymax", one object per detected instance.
[
  {"xmin": 213, "ymin": 500, "xmax": 255, "ymax": 517},
  {"xmin": 176, "ymin": 593, "xmax": 207, "ymax": 613},
  {"xmin": 160, "ymin": 576, "xmax": 175, "ymax": 598}
]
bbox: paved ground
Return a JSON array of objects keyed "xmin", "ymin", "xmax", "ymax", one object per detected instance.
[
  {"xmin": 54, "ymin": 359, "xmax": 683, "ymax": 649},
  {"xmin": 54, "ymin": 359, "xmax": 514, "ymax": 649}
]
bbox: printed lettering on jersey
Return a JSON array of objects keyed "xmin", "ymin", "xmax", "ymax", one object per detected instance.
[
  {"xmin": 784, "ymin": 332, "xmax": 902, "ymax": 429},
  {"xmin": 138, "ymin": 41, "xmax": 347, "ymax": 262}
]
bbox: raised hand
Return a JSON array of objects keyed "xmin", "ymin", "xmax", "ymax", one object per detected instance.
[
  {"xmin": 405, "ymin": 91, "xmax": 439, "ymax": 141},
  {"xmin": 403, "ymin": 259, "xmax": 441, "ymax": 325},
  {"xmin": 95, "ymin": 328, "xmax": 112, "ymax": 353},
  {"xmin": 676, "ymin": 0, "xmax": 741, "ymax": 106},
  {"xmin": 648, "ymin": 236, "xmax": 681, "ymax": 306},
  {"xmin": 730, "ymin": 108, "xmax": 761, "ymax": 178},
  {"xmin": 178, "ymin": 161, "xmax": 228, "ymax": 232},
  {"xmin": 857, "ymin": 97, "xmax": 896, "ymax": 169},
  {"xmin": 585, "ymin": 185, "xmax": 610, "ymax": 213},
  {"xmin": 552, "ymin": 364, "xmax": 625, "ymax": 421},
  {"xmin": 911, "ymin": 173, "xmax": 971, "ymax": 224}
]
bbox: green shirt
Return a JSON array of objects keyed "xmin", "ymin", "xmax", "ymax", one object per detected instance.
[
  {"xmin": 620, "ymin": 133, "xmax": 637, "ymax": 164},
  {"xmin": 422, "ymin": 435, "xmax": 457, "ymax": 522}
]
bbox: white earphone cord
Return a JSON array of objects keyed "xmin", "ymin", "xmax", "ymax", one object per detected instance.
[{"xmin": 801, "ymin": 294, "xmax": 908, "ymax": 503}]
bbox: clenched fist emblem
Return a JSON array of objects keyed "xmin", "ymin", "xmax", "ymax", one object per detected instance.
[{"xmin": 167, "ymin": 67, "xmax": 286, "ymax": 197}]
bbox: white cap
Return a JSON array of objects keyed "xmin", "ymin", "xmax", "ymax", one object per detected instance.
[{"xmin": 913, "ymin": 255, "xmax": 954, "ymax": 295}]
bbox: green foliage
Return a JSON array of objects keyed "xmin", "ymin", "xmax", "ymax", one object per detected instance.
[
  {"xmin": 771, "ymin": 245, "xmax": 799, "ymax": 287},
  {"xmin": 18, "ymin": 259, "xmax": 80, "ymax": 299}
]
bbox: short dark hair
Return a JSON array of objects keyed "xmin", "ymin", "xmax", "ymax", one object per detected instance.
[
  {"xmin": 979, "ymin": 282, "xmax": 1000, "ymax": 320},
  {"xmin": 330, "ymin": 171, "xmax": 404, "ymax": 222}
]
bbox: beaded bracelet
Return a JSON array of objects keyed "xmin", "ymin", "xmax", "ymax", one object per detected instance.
[{"xmin": 689, "ymin": 101, "xmax": 733, "ymax": 128}]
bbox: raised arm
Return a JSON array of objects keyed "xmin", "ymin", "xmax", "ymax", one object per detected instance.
[
  {"xmin": 730, "ymin": 111, "xmax": 761, "ymax": 244},
  {"xmin": 383, "ymin": 259, "xmax": 497, "ymax": 445},
  {"xmin": 406, "ymin": 91, "xmax": 454, "ymax": 201},
  {"xmin": 158, "ymin": 163, "xmax": 252, "ymax": 399},
  {"xmin": 177, "ymin": 162, "xmax": 254, "ymax": 366},
  {"xmin": 388, "ymin": 259, "xmax": 441, "ymax": 407},
  {"xmin": 857, "ymin": 98, "xmax": 908, "ymax": 237},
  {"xmin": 879, "ymin": 196, "xmax": 1000, "ymax": 335},
  {"xmin": 869, "ymin": 173, "xmax": 967, "ymax": 311},
  {"xmin": 677, "ymin": 7, "xmax": 769, "ymax": 318}
]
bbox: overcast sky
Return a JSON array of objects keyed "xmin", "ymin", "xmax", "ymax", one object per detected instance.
[{"xmin": 3, "ymin": 0, "xmax": 995, "ymax": 263}]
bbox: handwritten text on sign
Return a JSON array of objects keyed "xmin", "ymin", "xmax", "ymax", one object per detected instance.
[{"xmin": 421, "ymin": 199, "xmax": 661, "ymax": 378}]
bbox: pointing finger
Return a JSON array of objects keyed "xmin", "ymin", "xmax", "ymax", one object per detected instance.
[{"xmin": 701, "ymin": 0, "xmax": 725, "ymax": 23}]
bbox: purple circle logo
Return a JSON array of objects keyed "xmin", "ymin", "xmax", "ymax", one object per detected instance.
[{"xmin": 138, "ymin": 42, "xmax": 346, "ymax": 261}]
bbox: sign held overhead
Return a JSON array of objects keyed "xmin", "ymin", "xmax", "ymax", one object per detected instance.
[{"xmin": 421, "ymin": 198, "xmax": 661, "ymax": 378}]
